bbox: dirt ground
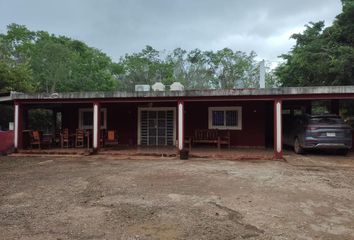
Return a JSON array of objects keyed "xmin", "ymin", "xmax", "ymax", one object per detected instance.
[{"xmin": 1, "ymin": 152, "xmax": 354, "ymax": 240}]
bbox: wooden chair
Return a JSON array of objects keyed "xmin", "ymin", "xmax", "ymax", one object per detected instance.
[
  {"xmin": 30, "ymin": 130, "xmax": 41, "ymax": 149},
  {"xmin": 219, "ymin": 131, "xmax": 231, "ymax": 149},
  {"xmin": 61, "ymin": 128, "xmax": 69, "ymax": 148},
  {"xmin": 104, "ymin": 130, "xmax": 118, "ymax": 146},
  {"xmin": 75, "ymin": 129, "xmax": 85, "ymax": 148}
]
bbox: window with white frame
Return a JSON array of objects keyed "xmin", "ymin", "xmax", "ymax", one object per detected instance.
[
  {"xmin": 208, "ymin": 107, "xmax": 242, "ymax": 130},
  {"xmin": 79, "ymin": 108, "xmax": 107, "ymax": 129}
]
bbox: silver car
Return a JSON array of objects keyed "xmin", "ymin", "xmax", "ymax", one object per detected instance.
[{"xmin": 283, "ymin": 114, "xmax": 352, "ymax": 155}]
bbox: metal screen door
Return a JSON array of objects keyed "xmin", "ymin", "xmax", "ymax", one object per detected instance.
[{"xmin": 140, "ymin": 110, "xmax": 174, "ymax": 146}]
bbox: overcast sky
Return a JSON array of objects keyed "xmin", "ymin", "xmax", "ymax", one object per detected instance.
[{"xmin": 0, "ymin": 0, "xmax": 342, "ymax": 63}]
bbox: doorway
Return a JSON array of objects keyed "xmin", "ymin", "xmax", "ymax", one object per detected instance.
[{"xmin": 138, "ymin": 108, "xmax": 176, "ymax": 146}]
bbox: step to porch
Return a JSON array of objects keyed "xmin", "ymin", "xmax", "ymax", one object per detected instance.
[
  {"xmin": 9, "ymin": 148, "xmax": 275, "ymax": 161},
  {"xmin": 13, "ymin": 148, "xmax": 92, "ymax": 156}
]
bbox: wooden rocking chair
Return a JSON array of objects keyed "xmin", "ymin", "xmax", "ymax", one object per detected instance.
[
  {"xmin": 75, "ymin": 129, "xmax": 85, "ymax": 148},
  {"xmin": 61, "ymin": 128, "xmax": 69, "ymax": 148},
  {"xmin": 30, "ymin": 130, "xmax": 41, "ymax": 149}
]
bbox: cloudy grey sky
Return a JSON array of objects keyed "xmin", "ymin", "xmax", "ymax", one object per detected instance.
[{"xmin": 0, "ymin": 0, "xmax": 342, "ymax": 63}]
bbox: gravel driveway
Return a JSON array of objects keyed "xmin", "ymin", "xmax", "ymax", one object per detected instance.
[{"xmin": 1, "ymin": 153, "xmax": 354, "ymax": 240}]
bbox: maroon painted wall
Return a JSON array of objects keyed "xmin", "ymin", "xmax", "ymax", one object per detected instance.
[
  {"xmin": 185, "ymin": 101, "xmax": 267, "ymax": 147},
  {"xmin": 60, "ymin": 102, "xmax": 177, "ymax": 146},
  {"xmin": 104, "ymin": 102, "xmax": 177, "ymax": 145},
  {"xmin": 0, "ymin": 130, "xmax": 14, "ymax": 153},
  {"xmin": 105, "ymin": 103, "xmax": 138, "ymax": 145},
  {"xmin": 61, "ymin": 104, "xmax": 83, "ymax": 133},
  {"xmin": 58, "ymin": 101, "xmax": 267, "ymax": 147}
]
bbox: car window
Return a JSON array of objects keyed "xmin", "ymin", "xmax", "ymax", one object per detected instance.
[
  {"xmin": 309, "ymin": 117, "xmax": 343, "ymax": 124},
  {"xmin": 294, "ymin": 109, "xmax": 302, "ymax": 116}
]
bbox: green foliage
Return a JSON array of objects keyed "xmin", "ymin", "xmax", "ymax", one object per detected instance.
[
  {"xmin": 265, "ymin": 68, "xmax": 280, "ymax": 88},
  {"xmin": 0, "ymin": 60, "xmax": 34, "ymax": 92},
  {"xmin": 27, "ymin": 109, "xmax": 53, "ymax": 133},
  {"xmin": 117, "ymin": 46, "xmax": 174, "ymax": 91},
  {"xmin": 184, "ymin": 48, "xmax": 212, "ymax": 89},
  {"xmin": 0, "ymin": 24, "xmax": 273, "ymax": 93},
  {"xmin": 0, "ymin": 24, "xmax": 119, "ymax": 93},
  {"xmin": 117, "ymin": 46, "xmax": 266, "ymax": 90},
  {"xmin": 276, "ymin": 0, "xmax": 354, "ymax": 86},
  {"xmin": 0, "ymin": 24, "xmax": 35, "ymax": 92},
  {"xmin": 206, "ymin": 49, "xmax": 260, "ymax": 89}
]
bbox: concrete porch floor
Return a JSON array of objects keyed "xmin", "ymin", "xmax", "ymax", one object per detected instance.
[
  {"xmin": 15, "ymin": 148, "xmax": 91, "ymax": 156},
  {"xmin": 13, "ymin": 146, "xmax": 273, "ymax": 160},
  {"xmin": 101, "ymin": 146, "xmax": 275, "ymax": 160},
  {"xmin": 13, "ymin": 146, "xmax": 275, "ymax": 160}
]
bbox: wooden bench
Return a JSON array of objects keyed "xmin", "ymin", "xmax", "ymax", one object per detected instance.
[{"xmin": 187, "ymin": 129, "xmax": 230, "ymax": 150}]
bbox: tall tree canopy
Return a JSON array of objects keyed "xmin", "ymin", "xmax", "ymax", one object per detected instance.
[
  {"xmin": 275, "ymin": 0, "xmax": 354, "ymax": 86},
  {"xmin": 0, "ymin": 24, "xmax": 119, "ymax": 93},
  {"xmin": 0, "ymin": 24, "xmax": 274, "ymax": 93},
  {"xmin": 117, "ymin": 46, "xmax": 269, "ymax": 91}
]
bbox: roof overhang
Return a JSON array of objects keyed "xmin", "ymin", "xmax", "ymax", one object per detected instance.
[
  {"xmin": 10, "ymin": 86, "xmax": 354, "ymax": 103},
  {"xmin": 0, "ymin": 92, "xmax": 15, "ymax": 103}
]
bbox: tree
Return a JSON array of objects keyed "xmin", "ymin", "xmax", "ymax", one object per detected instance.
[
  {"xmin": 31, "ymin": 40, "xmax": 73, "ymax": 93},
  {"xmin": 1, "ymin": 24, "xmax": 270, "ymax": 93},
  {"xmin": 0, "ymin": 24, "xmax": 35, "ymax": 92},
  {"xmin": 0, "ymin": 60, "xmax": 34, "ymax": 92},
  {"xmin": 185, "ymin": 48, "xmax": 214, "ymax": 89},
  {"xmin": 166, "ymin": 48, "xmax": 189, "ymax": 87},
  {"xmin": 275, "ymin": 0, "xmax": 354, "ymax": 86},
  {"xmin": 0, "ymin": 23, "xmax": 119, "ymax": 93},
  {"xmin": 206, "ymin": 49, "xmax": 259, "ymax": 89},
  {"xmin": 118, "ymin": 46, "xmax": 173, "ymax": 91},
  {"xmin": 165, "ymin": 48, "xmax": 262, "ymax": 90}
]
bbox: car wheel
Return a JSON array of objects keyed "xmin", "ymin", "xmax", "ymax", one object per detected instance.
[
  {"xmin": 336, "ymin": 149, "xmax": 348, "ymax": 156},
  {"xmin": 294, "ymin": 137, "xmax": 304, "ymax": 154}
]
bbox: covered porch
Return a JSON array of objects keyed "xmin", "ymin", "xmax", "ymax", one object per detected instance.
[
  {"xmin": 12, "ymin": 97, "xmax": 281, "ymax": 159},
  {"xmin": 11, "ymin": 86, "xmax": 354, "ymax": 159}
]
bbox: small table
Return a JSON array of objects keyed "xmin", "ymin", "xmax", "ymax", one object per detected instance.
[{"xmin": 42, "ymin": 133, "xmax": 53, "ymax": 148}]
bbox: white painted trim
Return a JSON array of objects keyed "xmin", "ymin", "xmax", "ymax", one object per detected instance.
[
  {"xmin": 14, "ymin": 104, "xmax": 19, "ymax": 148},
  {"xmin": 276, "ymin": 102, "xmax": 282, "ymax": 153},
  {"xmin": 137, "ymin": 107, "xmax": 176, "ymax": 146},
  {"xmin": 0, "ymin": 96, "xmax": 12, "ymax": 102},
  {"xmin": 208, "ymin": 106, "xmax": 242, "ymax": 130},
  {"xmin": 78, "ymin": 108, "xmax": 107, "ymax": 129},
  {"xmin": 137, "ymin": 108, "xmax": 141, "ymax": 145},
  {"xmin": 93, "ymin": 104, "xmax": 98, "ymax": 148},
  {"xmin": 178, "ymin": 103, "xmax": 184, "ymax": 150}
]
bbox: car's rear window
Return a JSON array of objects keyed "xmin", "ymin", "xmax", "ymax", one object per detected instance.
[{"xmin": 309, "ymin": 117, "xmax": 344, "ymax": 124}]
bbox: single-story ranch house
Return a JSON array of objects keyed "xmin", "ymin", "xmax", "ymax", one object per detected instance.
[{"xmin": 3, "ymin": 85, "xmax": 354, "ymax": 159}]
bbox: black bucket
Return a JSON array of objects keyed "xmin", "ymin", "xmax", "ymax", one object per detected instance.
[{"xmin": 180, "ymin": 148, "xmax": 189, "ymax": 160}]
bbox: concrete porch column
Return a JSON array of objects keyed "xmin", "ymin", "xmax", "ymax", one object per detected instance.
[
  {"xmin": 177, "ymin": 101, "xmax": 184, "ymax": 151},
  {"xmin": 93, "ymin": 102, "xmax": 101, "ymax": 153},
  {"xmin": 14, "ymin": 102, "xmax": 23, "ymax": 152},
  {"xmin": 274, "ymin": 98, "xmax": 283, "ymax": 159}
]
